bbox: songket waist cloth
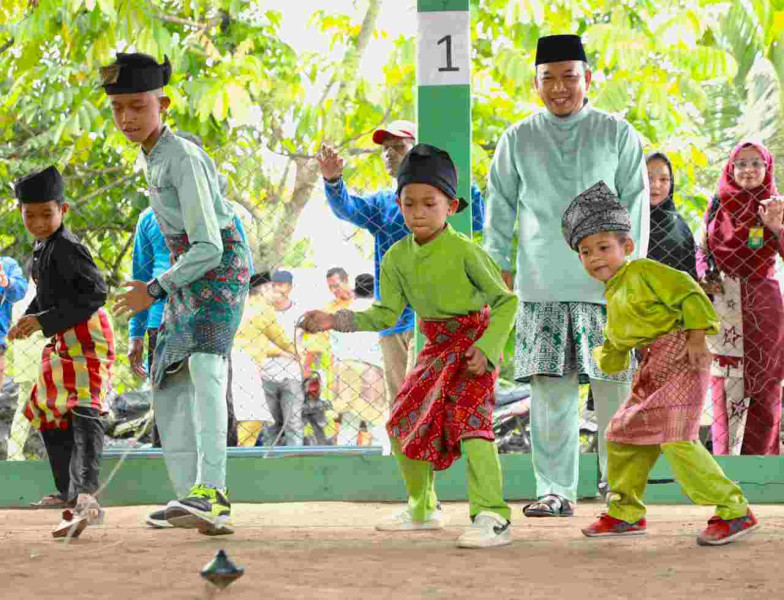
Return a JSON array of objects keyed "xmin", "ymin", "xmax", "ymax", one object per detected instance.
[
  {"xmin": 24, "ymin": 308, "xmax": 115, "ymax": 431},
  {"xmin": 386, "ymin": 307, "xmax": 496, "ymax": 471},
  {"xmin": 151, "ymin": 224, "xmax": 249, "ymax": 389},
  {"xmin": 606, "ymin": 331, "xmax": 708, "ymax": 445}
]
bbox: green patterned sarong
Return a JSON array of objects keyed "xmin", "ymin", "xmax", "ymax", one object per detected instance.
[
  {"xmin": 151, "ymin": 224, "xmax": 249, "ymax": 389},
  {"xmin": 514, "ymin": 301, "xmax": 635, "ymax": 384}
]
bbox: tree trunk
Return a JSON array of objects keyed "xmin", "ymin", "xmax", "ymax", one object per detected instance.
[{"xmin": 259, "ymin": 0, "xmax": 382, "ymax": 267}]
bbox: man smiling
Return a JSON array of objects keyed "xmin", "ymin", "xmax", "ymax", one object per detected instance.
[{"xmin": 484, "ymin": 34, "xmax": 650, "ymax": 516}]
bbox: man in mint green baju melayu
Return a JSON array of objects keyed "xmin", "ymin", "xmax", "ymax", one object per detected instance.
[{"xmin": 483, "ymin": 34, "xmax": 650, "ymax": 515}]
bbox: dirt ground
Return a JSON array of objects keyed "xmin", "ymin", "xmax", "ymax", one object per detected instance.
[{"xmin": 1, "ymin": 501, "xmax": 782, "ymax": 600}]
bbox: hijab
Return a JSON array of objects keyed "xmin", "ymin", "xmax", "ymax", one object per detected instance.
[
  {"xmin": 708, "ymin": 141, "xmax": 779, "ymax": 279},
  {"xmin": 646, "ymin": 152, "xmax": 698, "ymax": 279}
]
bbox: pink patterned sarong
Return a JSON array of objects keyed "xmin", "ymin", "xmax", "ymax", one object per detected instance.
[{"xmin": 606, "ymin": 331, "xmax": 709, "ymax": 445}]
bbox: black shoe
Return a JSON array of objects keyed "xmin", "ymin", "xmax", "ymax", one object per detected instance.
[{"xmin": 146, "ymin": 508, "xmax": 173, "ymax": 529}]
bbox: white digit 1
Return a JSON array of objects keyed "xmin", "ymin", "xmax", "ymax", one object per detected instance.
[{"xmin": 437, "ymin": 34, "xmax": 459, "ymax": 72}]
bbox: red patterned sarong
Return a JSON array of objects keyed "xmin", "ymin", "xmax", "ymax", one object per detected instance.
[
  {"xmin": 386, "ymin": 308, "xmax": 496, "ymax": 471},
  {"xmin": 606, "ymin": 331, "xmax": 708, "ymax": 445},
  {"xmin": 24, "ymin": 308, "xmax": 115, "ymax": 431}
]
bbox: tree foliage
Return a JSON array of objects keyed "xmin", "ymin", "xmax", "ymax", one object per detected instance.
[{"xmin": 2, "ymin": 0, "xmax": 784, "ymax": 278}]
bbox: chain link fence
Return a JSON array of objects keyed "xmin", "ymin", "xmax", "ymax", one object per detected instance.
[{"xmin": 1, "ymin": 144, "xmax": 782, "ymax": 464}]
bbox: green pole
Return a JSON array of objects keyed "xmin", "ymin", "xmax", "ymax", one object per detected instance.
[{"xmin": 415, "ymin": 0, "xmax": 471, "ymax": 353}]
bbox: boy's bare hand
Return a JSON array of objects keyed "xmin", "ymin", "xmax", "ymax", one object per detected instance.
[
  {"xmin": 465, "ymin": 345, "xmax": 489, "ymax": 376},
  {"xmin": 8, "ymin": 315, "xmax": 41, "ymax": 340},
  {"xmin": 300, "ymin": 310, "xmax": 334, "ymax": 333},
  {"xmin": 676, "ymin": 330, "xmax": 712, "ymax": 371},
  {"xmin": 317, "ymin": 144, "xmax": 344, "ymax": 181},
  {"xmin": 115, "ymin": 281, "xmax": 155, "ymax": 316},
  {"xmin": 128, "ymin": 337, "xmax": 146, "ymax": 377},
  {"xmin": 0, "ymin": 264, "xmax": 7, "ymax": 288}
]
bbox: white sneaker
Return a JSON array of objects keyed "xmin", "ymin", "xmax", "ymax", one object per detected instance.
[
  {"xmin": 375, "ymin": 507, "xmax": 444, "ymax": 531},
  {"xmin": 457, "ymin": 511, "xmax": 511, "ymax": 548}
]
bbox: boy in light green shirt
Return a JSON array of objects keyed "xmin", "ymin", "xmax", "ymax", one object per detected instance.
[{"xmin": 302, "ymin": 144, "xmax": 517, "ymax": 549}]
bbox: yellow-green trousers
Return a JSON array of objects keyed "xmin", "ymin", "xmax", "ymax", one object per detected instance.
[
  {"xmin": 607, "ymin": 440, "xmax": 749, "ymax": 523},
  {"xmin": 393, "ymin": 438, "xmax": 511, "ymax": 522}
]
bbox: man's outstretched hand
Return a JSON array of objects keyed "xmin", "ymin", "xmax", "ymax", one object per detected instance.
[{"xmin": 316, "ymin": 144, "xmax": 344, "ymax": 181}]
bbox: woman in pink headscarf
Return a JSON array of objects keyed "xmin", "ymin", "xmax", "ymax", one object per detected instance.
[{"xmin": 697, "ymin": 140, "xmax": 784, "ymax": 455}]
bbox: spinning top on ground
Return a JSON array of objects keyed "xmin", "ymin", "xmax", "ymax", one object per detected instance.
[{"xmin": 201, "ymin": 549, "xmax": 244, "ymax": 589}]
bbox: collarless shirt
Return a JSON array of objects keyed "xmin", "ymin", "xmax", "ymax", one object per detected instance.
[
  {"xmin": 484, "ymin": 103, "xmax": 650, "ymax": 304},
  {"xmin": 25, "ymin": 225, "xmax": 107, "ymax": 338},
  {"xmin": 139, "ymin": 126, "xmax": 236, "ymax": 294},
  {"xmin": 352, "ymin": 224, "xmax": 518, "ymax": 367}
]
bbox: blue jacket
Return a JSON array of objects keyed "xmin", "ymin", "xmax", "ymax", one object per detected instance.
[
  {"xmin": 0, "ymin": 256, "xmax": 28, "ymax": 347},
  {"xmin": 129, "ymin": 208, "xmax": 254, "ymax": 339},
  {"xmin": 323, "ymin": 178, "xmax": 485, "ymax": 336}
]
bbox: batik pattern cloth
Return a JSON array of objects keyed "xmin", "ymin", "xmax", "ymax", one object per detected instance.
[
  {"xmin": 24, "ymin": 308, "xmax": 115, "ymax": 431},
  {"xmin": 513, "ymin": 301, "xmax": 635, "ymax": 384},
  {"xmin": 151, "ymin": 224, "xmax": 249, "ymax": 389},
  {"xmin": 387, "ymin": 308, "xmax": 496, "ymax": 471},
  {"xmin": 606, "ymin": 331, "xmax": 708, "ymax": 445}
]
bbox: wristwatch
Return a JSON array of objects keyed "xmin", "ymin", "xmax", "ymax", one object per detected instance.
[{"xmin": 146, "ymin": 278, "xmax": 167, "ymax": 300}]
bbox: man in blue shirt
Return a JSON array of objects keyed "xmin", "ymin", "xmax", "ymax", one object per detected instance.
[
  {"xmin": 0, "ymin": 256, "xmax": 28, "ymax": 389},
  {"xmin": 316, "ymin": 121, "xmax": 485, "ymax": 530}
]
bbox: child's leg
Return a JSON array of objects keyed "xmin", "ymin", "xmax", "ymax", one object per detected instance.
[
  {"xmin": 40, "ymin": 423, "xmax": 75, "ymax": 501},
  {"xmin": 463, "ymin": 438, "xmax": 511, "ymax": 522},
  {"xmin": 606, "ymin": 441, "xmax": 661, "ymax": 523},
  {"xmin": 69, "ymin": 407, "xmax": 105, "ymax": 523},
  {"xmin": 662, "ymin": 441, "xmax": 748, "ymax": 519},
  {"xmin": 391, "ymin": 438, "xmax": 438, "ymax": 520},
  {"xmin": 154, "ymin": 364, "xmax": 198, "ymax": 498},
  {"xmin": 590, "ymin": 378, "xmax": 631, "ymax": 486},
  {"xmin": 189, "ymin": 353, "xmax": 229, "ymax": 489}
]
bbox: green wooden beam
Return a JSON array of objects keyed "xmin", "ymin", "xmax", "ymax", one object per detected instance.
[{"xmin": 2, "ymin": 454, "xmax": 782, "ymax": 508}]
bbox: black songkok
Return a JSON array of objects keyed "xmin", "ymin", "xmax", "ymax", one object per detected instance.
[
  {"xmin": 561, "ymin": 181, "xmax": 631, "ymax": 251},
  {"xmin": 100, "ymin": 53, "xmax": 172, "ymax": 94},
  {"xmin": 396, "ymin": 144, "xmax": 467, "ymax": 212},
  {"xmin": 535, "ymin": 34, "xmax": 588, "ymax": 66},
  {"xmin": 14, "ymin": 166, "xmax": 64, "ymax": 204}
]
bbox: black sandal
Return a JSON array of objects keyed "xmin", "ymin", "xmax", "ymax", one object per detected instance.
[{"xmin": 523, "ymin": 494, "xmax": 574, "ymax": 518}]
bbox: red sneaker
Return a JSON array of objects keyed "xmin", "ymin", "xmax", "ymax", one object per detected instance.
[
  {"xmin": 697, "ymin": 510, "xmax": 759, "ymax": 546},
  {"xmin": 581, "ymin": 513, "xmax": 646, "ymax": 538}
]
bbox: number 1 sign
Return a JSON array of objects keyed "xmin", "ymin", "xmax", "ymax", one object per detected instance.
[
  {"xmin": 417, "ymin": 10, "xmax": 470, "ymax": 86},
  {"xmin": 414, "ymin": 1, "xmax": 472, "ymax": 355}
]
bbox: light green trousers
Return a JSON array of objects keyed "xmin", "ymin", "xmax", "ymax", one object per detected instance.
[
  {"xmin": 393, "ymin": 438, "xmax": 511, "ymax": 522},
  {"xmin": 607, "ymin": 440, "xmax": 749, "ymax": 523},
  {"xmin": 154, "ymin": 353, "xmax": 229, "ymax": 498}
]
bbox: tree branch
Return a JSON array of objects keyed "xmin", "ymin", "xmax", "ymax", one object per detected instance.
[
  {"xmin": 74, "ymin": 174, "xmax": 138, "ymax": 205},
  {"xmin": 0, "ymin": 38, "xmax": 13, "ymax": 56},
  {"xmin": 157, "ymin": 13, "xmax": 222, "ymax": 31}
]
